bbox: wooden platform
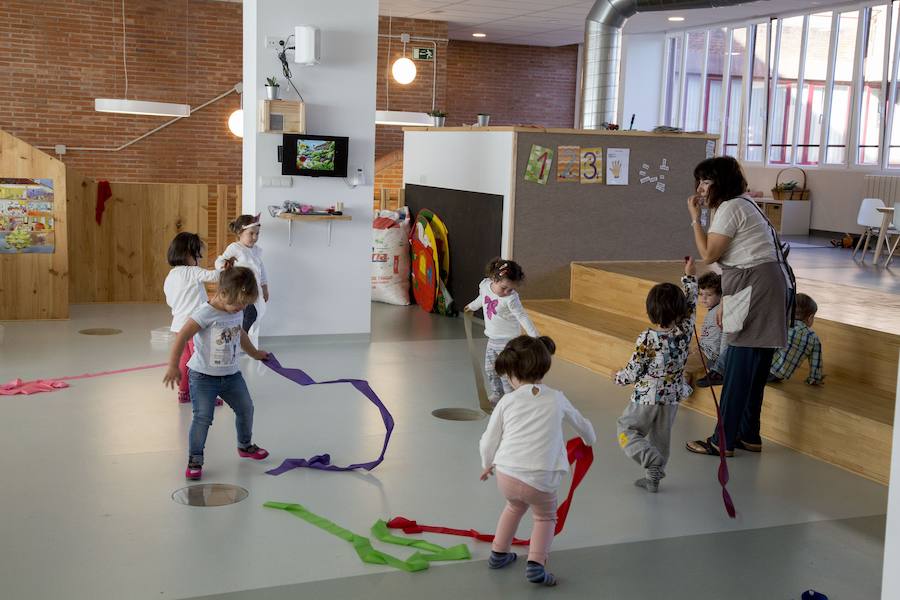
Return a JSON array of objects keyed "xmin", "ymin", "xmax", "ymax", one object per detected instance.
[{"xmin": 525, "ymin": 261, "xmax": 898, "ymax": 484}]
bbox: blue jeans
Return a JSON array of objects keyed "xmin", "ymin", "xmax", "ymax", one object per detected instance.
[{"xmin": 188, "ymin": 369, "xmax": 254, "ymax": 465}]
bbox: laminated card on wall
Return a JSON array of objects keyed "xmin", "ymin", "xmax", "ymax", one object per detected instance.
[
  {"xmin": 524, "ymin": 145, "xmax": 554, "ymax": 185},
  {"xmin": 557, "ymin": 146, "xmax": 581, "ymax": 182},
  {"xmin": 606, "ymin": 148, "xmax": 629, "ymax": 185},
  {"xmin": 580, "ymin": 147, "xmax": 602, "ymax": 184}
]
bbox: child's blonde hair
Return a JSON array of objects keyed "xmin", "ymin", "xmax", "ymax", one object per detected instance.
[{"xmin": 218, "ymin": 267, "xmax": 258, "ymax": 305}]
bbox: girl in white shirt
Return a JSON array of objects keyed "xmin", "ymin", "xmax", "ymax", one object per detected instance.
[
  {"xmin": 215, "ymin": 215, "xmax": 269, "ymax": 336},
  {"xmin": 465, "ymin": 258, "xmax": 540, "ymax": 405},
  {"xmin": 163, "ymin": 232, "xmax": 222, "ymax": 404},
  {"xmin": 479, "ymin": 335, "xmax": 596, "ymax": 587}
]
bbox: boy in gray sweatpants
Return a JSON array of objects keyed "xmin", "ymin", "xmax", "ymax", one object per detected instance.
[{"xmin": 613, "ymin": 259, "xmax": 698, "ymax": 492}]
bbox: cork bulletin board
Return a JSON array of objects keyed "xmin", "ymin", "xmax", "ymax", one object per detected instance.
[{"xmin": 512, "ymin": 131, "xmax": 715, "ymax": 299}]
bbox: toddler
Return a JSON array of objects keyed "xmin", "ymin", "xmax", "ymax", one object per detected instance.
[
  {"xmin": 216, "ymin": 214, "xmax": 269, "ymax": 335},
  {"xmin": 163, "ymin": 266, "xmax": 270, "ymax": 480},
  {"xmin": 614, "ymin": 258, "xmax": 698, "ymax": 492},
  {"xmin": 479, "ymin": 335, "xmax": 596, "ymax": 587},
  {"xmin": 465, "ymin": 258, "xmax": 539, "ymax": 405},
  {"xmin": 769, "ymin": 293, "xmax": 824, "ymax": 385},
  {"xmin": 693, "ymin": 271, "xmax": 728, "ymax": 387}
]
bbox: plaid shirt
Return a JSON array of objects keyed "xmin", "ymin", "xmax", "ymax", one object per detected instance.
[{"xmin": 770, "ymin": 321, "xmax": 824, "ymax": 384}]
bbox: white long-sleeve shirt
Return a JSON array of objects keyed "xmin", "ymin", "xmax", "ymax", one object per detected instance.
[
  {"xmin": 479, "ymin": 384, "xmax": 595, "ymax": 491},
  {"xmin": 215, "ymin": 242, "xmax": 268, "ymax": 287},
  {"xmin": 466, "ymin": 278, "xmax": 539, "ymax": 340},
  {"xmin": 163, "ymin": 266, "xmax": 220, "ymax": 332}
]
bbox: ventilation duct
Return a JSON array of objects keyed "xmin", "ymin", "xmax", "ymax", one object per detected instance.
[{"xmin": 580, "ymin": 0, "xmax": 765, "ymax": 128}]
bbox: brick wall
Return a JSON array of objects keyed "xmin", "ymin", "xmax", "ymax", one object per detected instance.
[
  {"xmin": 0, "ymin": 0, "xmax": 243, "ymax": 184},
  {"xmin": 373, "ymin": 149, "xmax": 403, "ymax": 210}
]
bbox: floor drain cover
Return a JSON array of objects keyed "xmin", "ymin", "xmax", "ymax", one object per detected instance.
[
  {"xmin": 432, "ymin": 407, "xmax": 485, "ymax": 421},
  {"xmin": 172, "ymin": 484, "xmax": 249, "ymax": 507},
  {"xmin": 78, "ymin": 328, "xmax": 123, "ymax": 336}
]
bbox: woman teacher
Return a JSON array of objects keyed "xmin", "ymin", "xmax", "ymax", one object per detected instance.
[{"xmin": 685, "ymin": 156, "xmax": 794, "ymax": 456}]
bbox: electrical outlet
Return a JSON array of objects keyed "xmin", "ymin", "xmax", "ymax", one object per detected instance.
[{"xmin": 264, "ymin": 36, "xmax": 281, "ymax": 50}]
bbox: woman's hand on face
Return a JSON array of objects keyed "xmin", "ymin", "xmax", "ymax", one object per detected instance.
[{"xmin": 687, "ymin": 195, "xmax": 702, "ymax": 220}]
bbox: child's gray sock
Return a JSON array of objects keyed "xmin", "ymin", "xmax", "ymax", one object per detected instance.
[
  {"xmin": 526, "ymin": 561, "xmax": 557, "ymax": 586},
  {"xmin": 489, "ymin": 551, "xmax": 517, "ymax": 569}
]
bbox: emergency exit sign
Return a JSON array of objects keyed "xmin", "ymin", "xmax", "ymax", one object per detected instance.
[{"xmin": 413, "ymin": 47, "xmax": 434, "ymax": 60}]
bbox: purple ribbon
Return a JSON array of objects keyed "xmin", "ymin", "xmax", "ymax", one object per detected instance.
[{"xmin": 262, "ymin": 355, "xmax": 394, "ymax": 475}]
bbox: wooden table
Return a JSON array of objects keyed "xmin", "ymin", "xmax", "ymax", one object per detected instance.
[{"xmin": 873, "ymin": 206, "xmax": 895, "ymax": 265}]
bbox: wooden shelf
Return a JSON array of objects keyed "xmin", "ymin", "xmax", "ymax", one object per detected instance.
[
  {"xmin": 259, "ymin": 99, "xmax": 306, "ymax": 134},
  {"xmin": 277, "ymin": 213, "xmax": 351, "ymax": 221}
]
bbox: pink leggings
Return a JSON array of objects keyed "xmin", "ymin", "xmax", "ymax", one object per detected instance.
[
  {"xmin": 492, "ymin": 472, "xmax": 558, "ymax": 565},
  {"xmin": 178, "ymin": 339, "xmax": 195, "ymax": 399}
]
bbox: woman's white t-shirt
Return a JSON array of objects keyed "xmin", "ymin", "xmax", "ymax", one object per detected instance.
[{"xmin": 708, "ymin": 197, "xmax": 778, "ymax": 268}]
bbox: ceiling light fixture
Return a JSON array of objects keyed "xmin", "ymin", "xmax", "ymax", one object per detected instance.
[
  {"xmin": 227, "ymin": 83, "xmax": 243, "ymax": 138},
  {"xmin": 375, "ymin": 110, "xmax": 435, "ymax": 126},
  {"xmin": 95, "ymin": 0, "xmax": 191, "ymax": 118},
  {"xmin": 668, "ymin": 16, "xmax": 686, "ymax": 22},
  {"xmin": 472, "ymin": 32, "xmax": 487, "ymax": 38},
  {"xmin": 391, "ymin": 32, "xmax": 417, "ymax": 85}
]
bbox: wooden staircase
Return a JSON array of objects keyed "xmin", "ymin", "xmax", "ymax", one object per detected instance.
[{"xmin": 525, "ymin": 261, "xmax": 897, "ymax": 484}]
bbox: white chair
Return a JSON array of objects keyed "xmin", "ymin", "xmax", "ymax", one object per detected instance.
[
  {"xmin": 853, "ymin": 197, "xmax": 886, "ymax": 259},
  {"xmin": 884, "ymin": 207, "xmax": 900, "ymax": 266}
]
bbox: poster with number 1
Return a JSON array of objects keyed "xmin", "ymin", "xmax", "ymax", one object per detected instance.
[
  {"xmin": 606, "ymin": 148, "xmax": 630, "ymax": 185},
  {"xmin": 524, "ymin": 145, "xmax": 554, "ymax": 184},
  {"xmin": 580, "ymin": 147, "xmax": 602, "ymax": 184}
]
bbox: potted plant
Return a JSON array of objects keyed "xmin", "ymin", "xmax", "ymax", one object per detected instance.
[
  {"xmin": 428, "ymin": 110, "xmax": 447, "ymax": 127},
  {"xmin": 265, "ymin": 76, "xmax": 280, "ymax": 100}
]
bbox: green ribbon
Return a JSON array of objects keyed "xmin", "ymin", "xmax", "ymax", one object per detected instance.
[{"xmin": 264, "ymin": 501, "xmax": 470, "ymax": 573}]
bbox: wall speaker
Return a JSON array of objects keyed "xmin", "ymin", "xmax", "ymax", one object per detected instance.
[{"xmin": 294, "ymin": 26, "xmax": 320, "ymax": 66}]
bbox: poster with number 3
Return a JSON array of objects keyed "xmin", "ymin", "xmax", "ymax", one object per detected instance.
[
  {"xmin": 525, "ymin": 145, "xmax": 554, "ymax": 185},
  {"xmin": 606, "ymin": 148, "xmax": 630, "ymax": 185},
  {"xmin": 580, "ymin": 147, "xmax": 602, "ymax": 184}
]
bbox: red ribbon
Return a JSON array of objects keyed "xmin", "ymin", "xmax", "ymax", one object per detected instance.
[{"xmin": 387, "ymin": 437, "xmax": 593, "ymax": 545}]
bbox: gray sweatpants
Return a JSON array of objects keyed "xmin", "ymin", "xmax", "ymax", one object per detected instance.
[{"xmin": 616, "ymin": 403, "xmax": 679, "ymax": 478}]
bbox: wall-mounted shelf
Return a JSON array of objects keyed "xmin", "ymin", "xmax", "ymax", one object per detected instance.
[
  {"xmin": 277, "ymin": 212, "xmax": 351, "ymax": 246},
  {"xmin": 259, "ymin": 99, "xmax": 306, "ymax": 134}
]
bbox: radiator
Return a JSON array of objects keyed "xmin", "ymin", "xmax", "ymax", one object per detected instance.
[{"xmin": 864, "ymin": 175, "xmax": 900, "ymax": 206}]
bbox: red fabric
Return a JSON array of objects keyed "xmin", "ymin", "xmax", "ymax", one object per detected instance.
[
  {"xmin": 1, "ymin": 362, "xmax": 167, "ymax": 397},
  {"xmin": 373, "ymin": 216, "xmax": 398, "ymax": 230},
  {"xmin": 387, "ymin": 437, "xmax": 593, "ymax": 545},
  {"xmin": 96, "ymin": 180, "xmax": 112, "ymax": 225}
]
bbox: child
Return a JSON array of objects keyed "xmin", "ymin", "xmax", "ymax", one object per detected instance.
[
  {"xmin": 215, "ymin": 214, "xmax": 269, "ymax": 335},
  {"xmin": 163, "ymin": 266, "xmax": 270, "ymax": 480},
  {"xmin": 163, "ymin": 232, "xmax": 224, "ymax": 404},
  {"xmin": 614, "ymin": 258, "xmax": 698, "ymax": 492},
  {"xmin": 693, "ymin": 271, "xmax": 728, "ymax": 387},
  {"xmin": 769, "ymin": 293, "xmax": 824, "ymax": 385},
  {"xmin": 465, "ymin": 258, "xmax": 540, "ymax": 405},
  {"xmin": 479, "ymin": 335, "xmax": 596, "ymax": 587}
]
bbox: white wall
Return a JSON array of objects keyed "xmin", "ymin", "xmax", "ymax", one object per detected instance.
[
  {"xmin": 883, "ymin": 360, "xmax": 900, "ymax": 599},
  {"xmin": 243, "ymin": 0, "xmax": 376, "ymax": 336},
  {"xmin": 619, "ymin": 33, "xmax": 665, "ymax": 132},
  {"xmin": 403, "ymin": 130, "xmax": 515, "ymax": 256}
]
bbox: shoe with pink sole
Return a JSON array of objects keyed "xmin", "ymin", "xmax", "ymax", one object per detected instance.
[
  {"xmin": 237, "ymin": 444, "xmax": 269, "ymax": 460},
  {"xmin": 185, "ymin": 463, "xmax": 202, "ymax": 480}
]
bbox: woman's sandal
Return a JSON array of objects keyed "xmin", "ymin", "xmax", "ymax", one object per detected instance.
[{"xmin": 686, "ymin": 438, "xmax": 734, "ymax": 457}]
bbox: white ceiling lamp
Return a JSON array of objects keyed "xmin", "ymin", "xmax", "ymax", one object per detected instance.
[
  {"xmin": 375, "ymin": 110, "xmax": 435, "ymax": 126},
  {"xmin": 472, "ymin": 33, "xmax": 487, "ymax": 38},
  {"xmin": 391, "ymin": 33, "xmax": 417, "ymax": 85},
  {"xmin": 668, "ymin": 16, "xmax": 686, "ymax": 22},
  {"xmin": 95, "ymin": 0, "xmax": 191, "ymax": 118},
  {"xmin": 227, "ymin": 83, "xmax": 243, "ymax": 138}
]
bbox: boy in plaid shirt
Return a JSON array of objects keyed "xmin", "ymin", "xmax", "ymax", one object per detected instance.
[{"xmin": 769, "ymin": 293, "xmax": 824, "ymax": 385}]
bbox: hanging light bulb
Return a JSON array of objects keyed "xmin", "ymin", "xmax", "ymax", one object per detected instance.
[
  {"xmin": 392, "ymin": 33, "xmax": 416, "ymax": 85},
  {"xmin": 228, "ymin": 109, "xmax": 243, "ymax": 138}
]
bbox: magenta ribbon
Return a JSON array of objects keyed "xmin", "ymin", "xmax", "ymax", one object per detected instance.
[{"xmin": 262, "ymin": 354, "xmax": 394, "ymax": 475}]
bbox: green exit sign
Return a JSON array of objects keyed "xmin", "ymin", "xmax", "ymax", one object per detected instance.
[{"xmin": 413, "ymin": 47, "xmax": 434, "ymax": 60}]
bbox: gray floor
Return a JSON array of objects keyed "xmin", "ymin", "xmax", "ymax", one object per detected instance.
[{"xmin": 785, "ymin": 236, "xmax": 900, "ymax": 294}]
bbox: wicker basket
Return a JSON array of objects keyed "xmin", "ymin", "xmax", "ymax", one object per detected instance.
[{"xmin": 771, "ymin": 167, "xmax": 810, "ymax": 201}]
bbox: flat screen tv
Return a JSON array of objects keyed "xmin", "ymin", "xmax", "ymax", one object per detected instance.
[{"xmin": 281, "ymin": 134, "xmax": 349, "ymax": 178}]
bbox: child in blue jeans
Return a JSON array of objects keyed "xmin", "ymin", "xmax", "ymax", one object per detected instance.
[{"xmin": 163, "ymin": 266, "xmax": 270, "ymax": 480}]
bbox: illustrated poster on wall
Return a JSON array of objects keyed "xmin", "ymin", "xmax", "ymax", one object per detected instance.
[
  {"xmin": 606, "ymin": 148, "xmax": 630, "ymax": 185},
  {"xmin": 0, "ymin": 178, "xmax": 55, "ymax": 254},
  {"xmin": 556, "ymin": 146, "xmax": 581, "ymax": 182},
  {"xmin": 706, "ymin": 140, "xmax": 716, "ymax": 158},
  {"xmin": 580, "ymin": 147, "xmax": 602, "ymax": 184},
  {"xmin": 524, "ymin": 144, "xmax": 554, "ymax": 185}
]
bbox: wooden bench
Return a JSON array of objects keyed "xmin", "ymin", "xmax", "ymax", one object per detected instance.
[{"xmin": 525, "ymin": 261, "xmax": 897, "ymax": 484}]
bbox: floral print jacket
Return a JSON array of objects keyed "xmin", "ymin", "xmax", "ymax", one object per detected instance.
[{"xmin": 615, "ymin": 276, "xmax": 698, "ymax": 405}]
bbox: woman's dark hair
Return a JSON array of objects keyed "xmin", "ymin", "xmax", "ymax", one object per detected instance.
[
  {"xmin": 218, "ymin": 266, "xmax": 259, "ymax": 305},
  {"xmin": 693, "ymin": 156, "xmax": 748, "ymax": 208},
  {"xmin": 486, "ymin": 257, "xmax": 525, "ymax": 282},
  {"xmin": 494, "ymin": 335, "xmax": 556, "ymax": 383},
  {"xmin": 167, "ymin": 232, "xmax": 204, "ymax": 267},
  {"xmin": 229, "ymin": 214, "xmax": 259, "ymax": 235},
  {"xmin": 697, "ymin": 272, "xmax": 722, "ymax": 296},
  {"xmin": 794, "ymin": 293, "xmax": 818, "ymax": 322},
  {"xmin": 646, "ymin": 282, "xmax": 690, "ymax": 328}
]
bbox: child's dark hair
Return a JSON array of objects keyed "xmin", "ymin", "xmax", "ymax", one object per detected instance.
[
  {"xmin": 167, "ymin": 232, "xmax": 204, "ymax": 267},
  {"xmin": 794, "ymin": 293, "xmax": 818, "ymax": 322},
  {"xmin": 486, "ymin": 257, "xmax": 525, "ymax": 282},
  {"xmin": 698, "ymin": 272, "xmax": 722, "ymax": 296},
  {"xmin": 494, "ymin": 335, "xmax": 556, "ymax": 383},
  {"xmin": 646, "ymin": 282, "xmax": 690, "ymax": 328},
  {"xmin": 229, "ymin": 214, "xmax": 259, "ymax": 235},
  {"xmin": 218, "ymin": 266, "xmax": 259, "ymax": 305}
]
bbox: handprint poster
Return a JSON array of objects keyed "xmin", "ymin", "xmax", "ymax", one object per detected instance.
[{"xmin": 606, "ymin": 148, "xmax": 630, "ymax": 185}]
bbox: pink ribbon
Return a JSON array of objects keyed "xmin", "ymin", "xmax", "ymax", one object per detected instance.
[{"xmin": 1, "ymin": 362, "xmax": 167, "ymax": 396}]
